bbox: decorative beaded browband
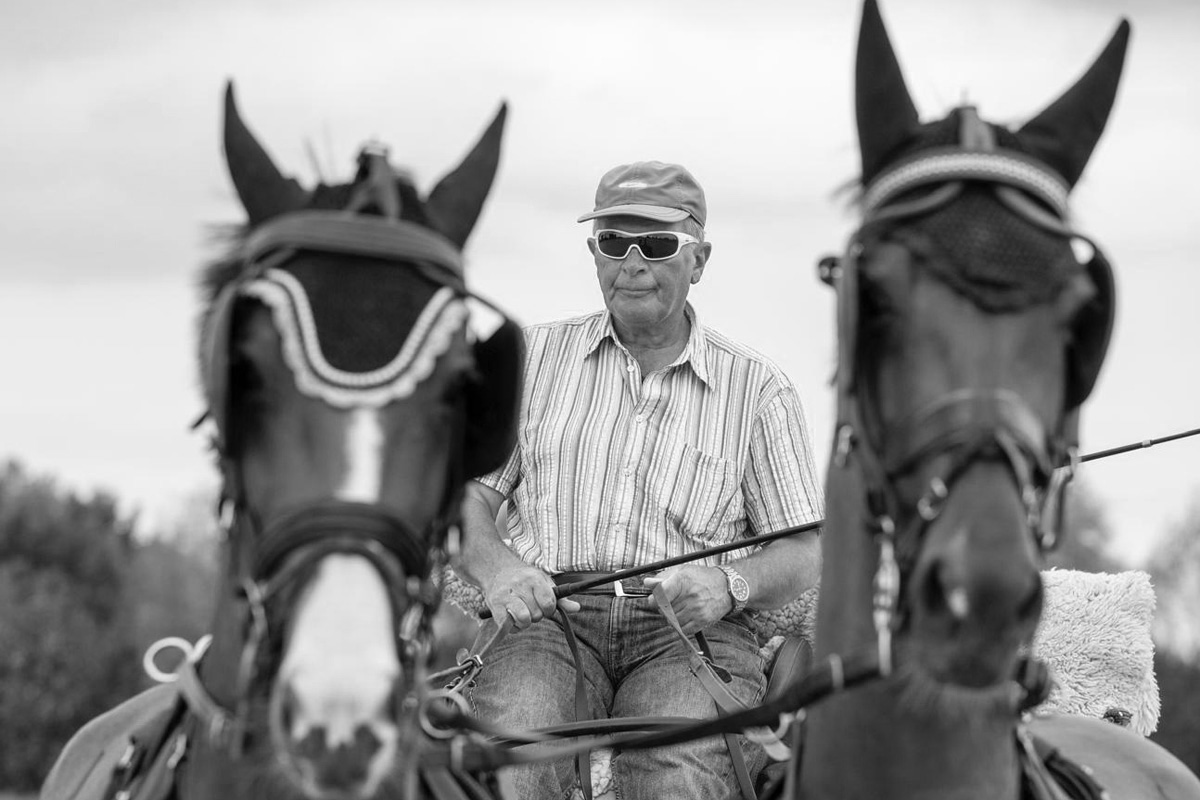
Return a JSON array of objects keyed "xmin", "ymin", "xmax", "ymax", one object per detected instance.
[{"xmin": 863, "ymin": 146, "xmax": 1072, "ymax": 221}]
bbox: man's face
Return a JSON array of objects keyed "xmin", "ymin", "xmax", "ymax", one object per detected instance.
[{"xmin": 588, "ymin": 215, "xmax": 711, "ymax": 335}]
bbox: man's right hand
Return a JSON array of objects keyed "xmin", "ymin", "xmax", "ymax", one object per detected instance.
[{"xmin": 483, "ymin": 566, "xmax": 581, "ymax": 629}]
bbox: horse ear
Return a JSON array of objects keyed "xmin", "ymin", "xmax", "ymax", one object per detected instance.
[
  {"xmin": 856, "ymin": 0, "xmax": 920, "ymax": 184},
  {"xmin": 223, "ymin": 81, "xmax": 309, "ymax": 225},
  {"xmin": 1017, "ymin": 20, "xmax": 1131, "ymax": 188},
  {"xmin": 425, "ymin": 103, "xmax": 507, "ymax": 249}
]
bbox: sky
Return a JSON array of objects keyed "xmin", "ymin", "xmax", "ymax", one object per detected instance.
[{"xmin": 1, "ymin": 0, "xmax": 1197, "ymax": 564}]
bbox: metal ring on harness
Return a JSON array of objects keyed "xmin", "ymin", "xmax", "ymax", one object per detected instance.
[
  {"xmin": 143, "ymin": 636, "xmax": 209, "ymax": 684},
  {"xmin": 420, "ymin": 689, "xmax": 473, "ymax": 740}
]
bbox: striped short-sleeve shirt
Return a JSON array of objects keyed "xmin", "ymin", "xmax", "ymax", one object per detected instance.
[{"xmin": 477, "ymin": 305, "xmax": 823, "ymax": 572}]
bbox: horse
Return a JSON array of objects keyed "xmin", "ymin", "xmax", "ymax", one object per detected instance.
[
  {"xmin": 40, "ymin": 84, "xmax": 522, "ymax": 800},
  {"xmin": 780, "ymin": 2, "xmax": 1200, "ymax": 798}
]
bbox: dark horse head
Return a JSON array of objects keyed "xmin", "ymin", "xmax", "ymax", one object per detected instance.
[
  {"xmin": 189, "ymin": 85, "xmax": 520, "ymax": 800},
  {"xmin": 804, "ymin": 2, "xmax": 1128, "ymax": 796},
  {"xmin": 835, "ymin": 0, "xmax": 1126, "ymax": 691},
  {"xmin": 801, "ymin": 3, "xmax": 1128, "ymax": 796}
]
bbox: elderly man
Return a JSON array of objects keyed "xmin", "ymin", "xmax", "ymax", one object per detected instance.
[{"xmin": 459, "ymin": 161, "xmax": 823, "ymax": 799}]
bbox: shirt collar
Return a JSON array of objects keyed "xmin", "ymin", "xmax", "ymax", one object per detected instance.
[{"xmin": 584, "ymin": 304, "xmax": 711, "ymax": 387}]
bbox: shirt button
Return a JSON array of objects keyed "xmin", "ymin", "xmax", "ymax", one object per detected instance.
[
  {"xmin": 635, "ymin": 414, "xmax": 644, "ymax": 423},
  {"xmin": 624, "ymin": 466, "xmax": 633, "ymax": 476},
  {"xmin": 626, "ymin": 363, "xmax": 635, "ymax": 371}
]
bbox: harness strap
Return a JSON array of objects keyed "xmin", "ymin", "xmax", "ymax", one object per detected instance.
[
  {"xmin": 422, "ymin": 768, "xmax": 474, "ymax": 800},
  {"xmin": 651, "ymin": 586, "xmax": 792, "ymax": 760},
  {"xmin": 421, "ymin": 765, "xmax": 499, "ymax": 800},
  {"xmin": 432, "ymin": 650, "xmax": 881, "ymax": 776},
  {"xmin": 172, "ymin": 637, "xmax": 238, "ymax": 750},
  {"xmin": 1018, "ymin": 726, "xmax": 1074, "ymax": 800},
  {"xmin": 557, "ymin": 611, "xmax": 594, "ymax": 800},
  {"xmin": 650, "ymin": 586, "xmax": 782, "ymax": 800},
  {"xmin": 882, "ymin": 389, "xmax": 1052, "ymax": 479},
  {"xmin": 255, "ymin": 502, "xmax": 429, "ymax": 580},
  {"xmin": 242, "ymin": 211, "xmax": 465, "ymax": 283},
  {"xmin": 101, "ymin": 698, "xmax": 188, "ymax": 800},
  {"xmin": 428, "ymin": 617, "xmax": 513, "ymax": 696}
]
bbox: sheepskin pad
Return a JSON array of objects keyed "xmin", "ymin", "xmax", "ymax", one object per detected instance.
[
  {"xmin": 1031, "ymin": 569, "xmax": 1159, "ymax": 735},
  {"xmin": 440, "ymin": 567, "xmax": 1160, "ymax": 797}
]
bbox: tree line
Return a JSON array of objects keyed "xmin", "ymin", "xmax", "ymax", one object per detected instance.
[{"xmin": 0, "ymin": 459, "xmax": 1197, "ymax": 791}]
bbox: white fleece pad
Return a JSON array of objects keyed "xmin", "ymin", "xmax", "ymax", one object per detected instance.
[{"xmin": 1030, "ymin": 568, "xmax": 1159, "ymax": 735}]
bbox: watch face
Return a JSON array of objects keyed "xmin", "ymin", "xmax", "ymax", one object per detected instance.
[{"xmin": 722, "ymin": 566, "xmax": 750, "ymax": 603}]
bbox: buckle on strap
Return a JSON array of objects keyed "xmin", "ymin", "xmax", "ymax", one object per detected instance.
[{"xmin": 613, "ymin": 580, "xmax": 628, "ymax": 598}]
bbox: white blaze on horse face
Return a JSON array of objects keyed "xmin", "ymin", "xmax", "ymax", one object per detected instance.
[
  {"xmin": 281, "ymin": 554, "xmax": 400, "ymax": 749},
  {"xmin": 279, "ymin": 407, "xmax": 400, "ymax": 761},
  {"xmin": 339, "ymin": 407, "xmax": 385, "ymax": 502}
]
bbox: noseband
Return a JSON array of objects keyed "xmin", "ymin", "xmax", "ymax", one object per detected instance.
[
  {"xmin": 824, "ymin": 109, "xmax": 1115, "ymax": 671},
  {"xmin": 173, "ymin": 500, "xmax": 451, "ymax": 756}
]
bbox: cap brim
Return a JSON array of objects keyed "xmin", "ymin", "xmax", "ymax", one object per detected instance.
[{"xmin": 576, "ymin": 204, "xmax": 691, "ymax": 224}]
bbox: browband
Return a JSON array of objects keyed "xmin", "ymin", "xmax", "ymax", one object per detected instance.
[
  {"xmin": 241, "ymin": 271, "xmax": 469, "ymax": 408},
  {"xmin": 863, "ymin": 147, "xmax": 1071, "ymax": 220},
  {"xmin": 242, "ymin": 211, "xmax": 465, "ymax": 280}
]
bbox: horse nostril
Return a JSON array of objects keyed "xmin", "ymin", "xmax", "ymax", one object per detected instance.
[
  {"xmin": 927, "ymin": 568, "xmax": 970, "ymax": 622},
  {"xmin": 920, "ymin": 561, "xmax": 959, "ymax": 622},
  {"xmin": 294, "ymin": 723, "xmax": 384, "ymax": 792},
  {"xmin": 295, "ymin": 725, "xmax": 326, "ymax": 761}
]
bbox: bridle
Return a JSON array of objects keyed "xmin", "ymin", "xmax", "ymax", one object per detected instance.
[
  {"xmin": 821, "ymin": 106, "xmax": 1116, "ymax": 671},
  {"xmin": 180, "ymin": 149, "xmax": 493, "ymax": 757},
  {"xmin": 174, "ymin": 501, "xmax": 453, "ymax": 755}
]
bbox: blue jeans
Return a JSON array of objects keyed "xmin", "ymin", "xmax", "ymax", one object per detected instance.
[{"xmin": 467, "ymin": 594, "xmax": 767, "ymax": 800}]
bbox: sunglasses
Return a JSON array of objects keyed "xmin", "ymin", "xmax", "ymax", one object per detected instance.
[{"xmin": 592, "ymin": 229, "xmax": 701, "ymax": 261}]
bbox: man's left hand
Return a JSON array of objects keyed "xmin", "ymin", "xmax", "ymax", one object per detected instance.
[{"xmin": 644, "ymin": 566, "xmax": 733, "ymax": 636}]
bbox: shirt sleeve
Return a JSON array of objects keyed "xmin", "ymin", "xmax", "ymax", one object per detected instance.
[
  {"xmin": 475, "ymin": 441, "xmax": 521, "ymax": 498},
  {"xmin": 742, "ymin": 383, "xmax": 825, "ymax": 537}
]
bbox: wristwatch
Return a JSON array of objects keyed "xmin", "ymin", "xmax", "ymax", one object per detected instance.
[{"xmin": 717, "ymin": 565, "xmax": 751, "ymax": 613}]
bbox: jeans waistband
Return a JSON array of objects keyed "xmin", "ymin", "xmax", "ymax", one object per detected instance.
[{"xmin": 553, "ymin": 571, "xmax": 655, "ymax": 597}]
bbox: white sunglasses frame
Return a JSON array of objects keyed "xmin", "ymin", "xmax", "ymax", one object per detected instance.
[{"xmin": 590, "ymin": 229, "xmax": 701, "ymax": 261}]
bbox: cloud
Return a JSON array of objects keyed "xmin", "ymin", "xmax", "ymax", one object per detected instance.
[{"xmin": 1, "ymin": 0, "xmax": 1197, "ymax": 560}]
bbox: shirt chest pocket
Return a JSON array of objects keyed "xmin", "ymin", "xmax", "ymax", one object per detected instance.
[{"xmin": 656, "ymin": 445, "xmax": 743, "ymax": 542}]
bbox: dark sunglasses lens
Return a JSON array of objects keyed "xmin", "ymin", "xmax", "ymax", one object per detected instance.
[
  {"xmin": 596, "ymin": 231, "xmax": 633, "ymax": 258},
  {"xmin": 595, "ymin": 232, "xmax": 681, "ymax": 260},
  {"xmin": 637, "ymin": 234, "xmax": 681, "ymax": 260}
]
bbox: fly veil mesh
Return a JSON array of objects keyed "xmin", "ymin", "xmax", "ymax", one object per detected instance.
[{"xmin": 882, "ymin": 113, "xmax": 1085, "ymax": 313}]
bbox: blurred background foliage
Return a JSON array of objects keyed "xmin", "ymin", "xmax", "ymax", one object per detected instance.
[{"xmin": 0, "ymin": 460, "xmax": 1197, "ymax": 792}]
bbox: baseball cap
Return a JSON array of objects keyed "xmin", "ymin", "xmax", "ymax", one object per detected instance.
[{"xmin": 576, "ymin": 161, "xmax": 707, "ymax": 227}]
